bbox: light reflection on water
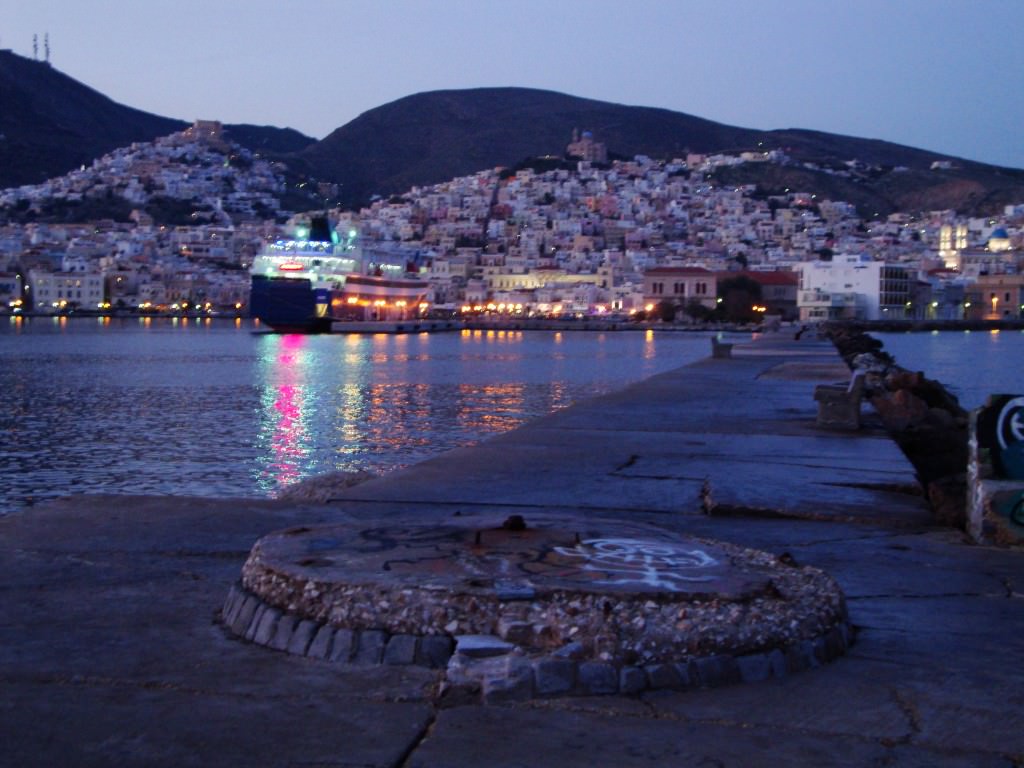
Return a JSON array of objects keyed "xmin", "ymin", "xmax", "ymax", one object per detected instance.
[{"xmin": 0, "ymin": 318, "xmax": 720, "ymax": 513}]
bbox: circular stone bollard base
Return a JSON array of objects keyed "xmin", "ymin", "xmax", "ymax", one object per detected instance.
[{"xmin": 224, "ymin": 515, "xmax": 851, "ymax": 701}]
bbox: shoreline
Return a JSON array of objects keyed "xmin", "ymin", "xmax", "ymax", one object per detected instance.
[{"xmin": 833, "ymin": 318, "xmax": 1024, "ymax": 333}]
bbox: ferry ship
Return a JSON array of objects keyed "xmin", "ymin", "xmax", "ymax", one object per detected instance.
[{"xmin": 249, "ymin": 215, "xmax": 429, "ymax": 332}]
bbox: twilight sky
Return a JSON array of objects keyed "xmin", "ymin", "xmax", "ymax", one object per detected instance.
[{"xmin": 3, "ymin": 0, "xmax": 1022, "ymax": 169}]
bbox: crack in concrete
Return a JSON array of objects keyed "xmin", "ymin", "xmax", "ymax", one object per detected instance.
[
  {"xmin": 667, "ymin": 455, "xmax": 916, "ymax": 476},
  {"xmin": 1, "ymin": 672, "xmax": 432, "ymax": 706},
  {"xmin": 822, "ymin": 481, "xmax": 923, "ymax": 496},
  {"xmin": 609, "ymin": 472, "xmax": 706, "ymax": 482},
  {"xmin": 396, "ymin": 707, "xmax": 438, "ymax": 768},
  {"xmin": 327, "ymin": 496, "xmax": 679, "ymax": 516},
  {"xmin": 613, "ymin": 454, "xmax": 639, "ymax": 471},
  {"xmin": 637, "ymin": 699, "xmax": 1020, "ymax": 764},
  {"xmin": 891, "ymin": 687, "xmax": 923, "ymax": 743},
  {"xmin": 788, "ymin": 530, "xmax": 933, "ymax": 547}
]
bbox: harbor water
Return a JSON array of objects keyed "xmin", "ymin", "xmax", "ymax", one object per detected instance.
[
  {"xmin": 874, "ymin": 329, "xmax": 1024, "ymax": 410},
  {"xmin": 0, "ymin": 316, "xmax": 733, "ymax": 514},
  {"xmin": 4, "ymin": 319, "xmax": 1019, "ymax": 515}
]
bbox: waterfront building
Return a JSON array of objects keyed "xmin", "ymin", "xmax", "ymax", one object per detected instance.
[
  {"xmin": 642, "ymin": 267, "xmax": 717, "ymax": 310},
  {"xmin": 966, "ymin": 273, "xmax": 1024, "ymax": 320},
  {"xmin": 26, "ymin": 269, "xmax": 104, "ymax": 312},
  {"xmin": 921, "ymin": 268, "xmax": 971, "ymax": 320},
  {"xmin": 796, "ymin": 254, "xmax": 913, "ymax": 321}
]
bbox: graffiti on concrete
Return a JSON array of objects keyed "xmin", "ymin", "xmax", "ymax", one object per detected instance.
[
  {"xmin": 550, "ymin": 538, "xmax": 717, "ymax": 591},
  {"xmin": 289, "ymin": 525, "xmax": 730, "ymax": 594}
]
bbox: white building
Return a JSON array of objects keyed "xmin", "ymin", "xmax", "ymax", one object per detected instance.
[
  {"xmin": 797, "ymin": 254, "xmax": 911, "ymax": 321},
  {"xmin": 28, "ymin": 270, "xmax": 105, "ymax": 312}
]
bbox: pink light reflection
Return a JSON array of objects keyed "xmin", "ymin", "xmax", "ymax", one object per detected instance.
[{"xmin": 268, "ymin": 334, "xmax": 310, "ymax": 489}]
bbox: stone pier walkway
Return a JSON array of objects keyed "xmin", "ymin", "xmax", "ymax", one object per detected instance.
[{"xmin": 1, "ymin": 330, "xmax": 1021, "ymax": 767}]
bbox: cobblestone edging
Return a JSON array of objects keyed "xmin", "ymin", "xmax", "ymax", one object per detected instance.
[{"xmin": 220, "ymin": 583, "xmax": 855, "ymax": 704}]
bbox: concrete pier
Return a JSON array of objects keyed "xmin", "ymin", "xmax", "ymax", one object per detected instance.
[{"xmin": 1, "ymin": 330, "xmax": 1022, "ymax": 766}]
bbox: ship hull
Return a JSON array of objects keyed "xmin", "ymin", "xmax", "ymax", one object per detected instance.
[
  {"xmin": 250, "ymin": 275, "xmax": 331, "ymax": 333},
  {"xmin": 250, "ymin": 274, "xmax": 429, "ymax": 333}
]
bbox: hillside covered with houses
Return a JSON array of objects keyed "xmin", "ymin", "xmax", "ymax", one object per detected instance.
[{"xmin": 0, "ymin": 121, "xmax": 1021, "ymax": 324}]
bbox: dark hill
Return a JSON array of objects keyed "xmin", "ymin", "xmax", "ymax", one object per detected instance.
[
  {"xmin": 0, "ymin": 49, "xmax": 186, "ymax": 186},
  {"xmin": 220, "ymin": 123, "xmax": 315, "ymax": 155},
  {"xmin": 2, "ymin": 56, "xmax": 1022, "ymax": 217},
  {"xmin": 297, "ymin": 88, "xmax": 756, "ymax": 206},
  {"xmin": 0, "ymin": 50, "xmax": 314, "ymax": 187},
  {"xmin": 299, "ymin": 87, "xmax": 1024, "ymax": 215}
]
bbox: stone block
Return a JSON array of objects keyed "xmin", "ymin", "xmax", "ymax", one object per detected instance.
[
  {"xmin": 482, "ymin": 659, "xmax": 534, "ymax": 704},
  {"xmin": 287, "ymin": 620, "xmax": 318, "ymax": 656},
  {"xmin": 416, "ymin": 635, "xmax": 454, "ymax": 668},
  {"xmin": 577, "ymin": 662, "xmax": 617, "ymax": 695},
  {"xmin": 694, "ymin": 655, "xmax": 724, "ymax": 687},
  {"xmin": 645, "ymin": 662, "xmax": 681, "ymax": 690},
  {"xmin": 812, "ymin": 636, "xmax": 829, "ymax": 665},
  {"xmin": 354, "ymin": 630, "xmax": 387, "ymax": 665},
  {"xmin": 230, "ymin": 595, "xmax": 258, "ymax": 637},
  {"xmin": 784, "ymin": 643, "xmax": 805, "ymax": 674},
  {"xmin": 221, "ymin": 585, "xmax": 243, "ymax": 625},
  {"xmin": 270, "ymin": 614, "xmax": 299, "ymax": 651},
  {"xmin": 711, "ymin": 338, "xmax": 734, "ymax": 359},
  {"xmin": 619, "ymin": 665, "xmax": 647, "ymax": 695},
  {"xmin": 717, "ymin": 655, "xmax": 741, "ymax": 685},
  {"xmin": 252, "ymin": 607, "xmax": 281, "ymax": 646},
  {"xmin": 384, "ymin": 634, "xmax": 418, "ymax": 665},
  {"xmin": 768, "ymin": 648, "xmax": 787, "ymax": 679},
  {"xmin": 737, "ymin": 653, "xmax": 771, "ymax": 683},
  {"xmin": 455, "ymin": 634, "xmax": 514, "ymax": 659},
  {"xmin": 244, "ymin": 604, "xmax": 266, "ymax": 641},
  {"xmin": 840, "ymin": 622, "xmax": 855, "ymax": 649},
  {"xmin": 553, "ymin": 641, "xmax": 585, "ymax": 660},
  {"xmin": 801, "ymin": 639, "xmax": 821, "ymax": 669},
  {"xmin": 825, "ymin": 626, "xmax": 846, "ymax": 659},
  {"xmin": 494, "ymin": 581, "xmax": 536, "ymax": 601},
  {"xmin": 329, "ymin": 629, "xmax": 355, "ymax": 663},
  {"xmin": 306, "ymin": 624, "xmax": 334, "ymax": 659},
  {"xmin": 496, "ymin": 618, "xmax": 533, "ymax": 645},
  {"xmin": 534, "ymin": 658, "xmax": 576, "ymax": 696},
  {"xmin": 674, "ymin": 662, "xmax": 694, "ymax": 688}
]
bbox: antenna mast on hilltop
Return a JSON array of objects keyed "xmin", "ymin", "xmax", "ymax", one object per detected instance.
[
  {"xmin": 32, "ymin": 34, "xmax": 38, "ymax": 60},
  {"xmin": 44, "ymin": 33, "xmax": 50, "ymax": 63}
]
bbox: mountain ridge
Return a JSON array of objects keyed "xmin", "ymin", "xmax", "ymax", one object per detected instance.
[
  {"xmin": 2, "ymin": 51, "xmax": 1022, "ymax": 216},
  {"xmin": 0, "ymin": 50, "xmax": 314, "ymax": 188}
]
